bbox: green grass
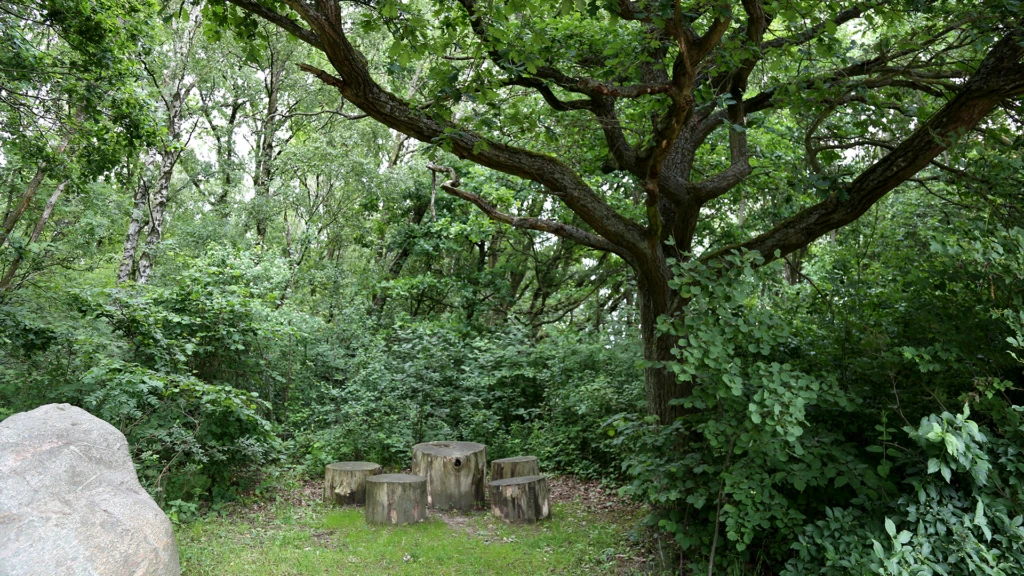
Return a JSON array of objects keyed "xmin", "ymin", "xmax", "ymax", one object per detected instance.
[{"xmin": 177, "ymin": 495, "xmax": 647, "ymax": 575}]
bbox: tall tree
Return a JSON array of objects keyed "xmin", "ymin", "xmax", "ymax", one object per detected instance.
[
  {"xmin": 209, "ymin": 0, "xmax": 1024, "ymax": 422},
  {"xmin": 118, "ymin": 7, "xmax": 203, "ymax": 284},
  {"xmin": 0, "ymin": 0, "xmax": 153, "ymax": 291}
]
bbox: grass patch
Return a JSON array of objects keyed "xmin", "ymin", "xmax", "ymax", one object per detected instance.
[{"xmin": 177, "ymin": 487, "xmax": 648, "ymax": 575}]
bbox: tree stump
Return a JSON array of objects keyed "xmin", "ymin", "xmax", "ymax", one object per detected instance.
[
  {"xmin": 323, "ymin": 461, "xmax": 382, "ymax": 505},
  {"xmin": 488, "ymin": 475, "xmax": 550, "ymax": 523},
  {"xmin": 490, "ymin": 456, "xmax": 540, "ymax": 481},
  {"xmin": 364, "ymin": 474, "xmax": 428, "ymax": 525},
  {"xmin": 411, "ymin": 441, "xmax": 486, "ymax": 510}
]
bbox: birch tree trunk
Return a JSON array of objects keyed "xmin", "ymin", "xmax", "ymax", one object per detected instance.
[
  {"xmin": 0, "ymin": 168, "xmax": 47, "ymax": 251},
  {"xmin": 125, "ymin": 13, "xmax": 200, "ymax": 284},
  {"xmin": 0, "ymin": 128, "xmax": 75, "ymax": 251},
  {"xmin": 0, "ymin": 181, "xmax": 67, "ymax": 291},
  {"xmin": 117, "ymin": 177, "xmax": 150, "ymax": 284},
  {"xmin": 136, "ymin": 149, "xmax": 178, "ymax": 285}
]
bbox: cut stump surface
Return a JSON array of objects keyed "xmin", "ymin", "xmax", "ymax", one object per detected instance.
[
  {"xmin": 364, "ymin": 474, "xmax": 428, "ymax": 525},
  {"xmin": 324, "ymin": 461, "xmax": 382, "ymax": 505},
  {"xmin": 488, "ymin": 475, "xmax": 550, "ymax": 524},
  {"xmin": 490, "ymin": 456, "xmax": 540, "ymax": 482},
  {"xmin": 411, "ymin": 441, "xmax": 486, "ymax": 510}
]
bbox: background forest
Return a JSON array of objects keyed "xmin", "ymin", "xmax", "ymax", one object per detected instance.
[{"xmin": 2, "ymin": 0, "xmax": 1024, "ymax": 574}]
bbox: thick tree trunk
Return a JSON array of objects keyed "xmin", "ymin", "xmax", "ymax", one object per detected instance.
[
  {"xmin": 490, "ymin": 456, "xmax": 540, "ymax": 482},
  {"xmin": 636, "ymin": 262, "xmax": 689, "ymax": 424},
  {"xmin": 117, "ymin": 178, "xmax": 150, "ymax": 285},
  {"xmin": 364, "ymin": 474, "xmax": 428, "ymax": 525},
  {"xmin": 411, "ymin": 441, "xmax": 486, "ymax": 510},
  {"xmin": 0, "ymin": 181, "xmax": 66, "ymax": 292},
  {"xmin": 323, "ymin": 461, "xmax": 382, "ymax": 505},
  {"xmin": 488, "ymin": 475, "xmax": 550, "ymax": 523}
]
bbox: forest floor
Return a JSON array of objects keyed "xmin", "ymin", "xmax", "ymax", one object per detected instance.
[{"xmin": 176, "ymin": 476, "xmax": 662, "ymax": 575}]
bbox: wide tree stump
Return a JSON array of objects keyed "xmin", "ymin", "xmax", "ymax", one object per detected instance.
[
  {"xmin": 488, "ymin": 475, "xmax": 550, "ymax": 523},
  {"xmin": 490, "ymin": 456, "xmax": 540, "ymax": 481},
  {"xmin": 411, "ymin": 441, "xmax": 486, "ymax": 510},
  {"xmin": 323, "ymin": 461, "xmax": 382, "ymax": 505},
  {"xmin": 364, "ymin": 474, "xmax": 428, "ymax": 525}
]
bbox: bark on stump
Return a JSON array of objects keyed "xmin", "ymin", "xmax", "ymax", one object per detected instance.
[
  {"xmin": 490, "ymin": 456, "xmax": 540, "ymax": 482},
  {"xmin": 488, "ymin": 475, "xmax": 550, "ymax": 523},
  {"xmin": 411, "ymin": 441, "xmax": 486, "ymax": 510},
  {"xmin": 364, "ymin": 474, "xmax": 428, "ymax": 525},
  {"xmin": 323, "ymin": 461, "xmax": 382, "ymax": 505}
]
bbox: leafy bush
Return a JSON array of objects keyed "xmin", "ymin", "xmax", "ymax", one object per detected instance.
[
  {"xmin": 610, "ymin": 246, "xmax": 1024, "ymax": 574},
  {"xmin": 82, "ymin": 359, "xmax": 280, "ymax": 503},
  {"xmin": 785, "ymin": 403, "xmax": 1024, "ymax": 575},
  {"xmin": 290, "ymin": 315, "xmax": 642, "ymax": 477},
  {"xmin": 0, "ymin": 247, "xmax": 295, "ymax": 503}
]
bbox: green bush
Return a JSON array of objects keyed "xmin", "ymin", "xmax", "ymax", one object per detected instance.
[
  {"xmin": 610, "ymin": 244, "xmax": 1024, "ymax": 574},
  {"xmin": 289, "ymin": 315, "xmax": 642, "ymax": 477},
  {"xmin": 0, "ymin": 247, "xmax": 294, "ymax": 503},
  {"xmin": 83, "ymin": 359, "xmax": 280, "ymax": 503}
]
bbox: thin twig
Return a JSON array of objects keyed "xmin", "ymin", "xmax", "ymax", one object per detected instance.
[{"xmin": 708, "ymin": 437, "xmax": 735, "ymax": 576}]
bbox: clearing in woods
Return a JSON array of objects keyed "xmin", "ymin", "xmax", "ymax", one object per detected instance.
[{"xmin": 176, "ymin": 476, "xmax": 654, "ymax": 575}]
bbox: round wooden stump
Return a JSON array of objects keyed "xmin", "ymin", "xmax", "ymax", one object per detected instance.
[
  {"xmin": 488, "ymin": 475, "xmax": 550, "ymax": 523},
  {"xmin": 490, "ymin": 456, "xmax": 540, "ymax": 482},
  {"xmin": 364, "ymin": 474, "xmax": 428, "ymax": 525},
  {"xmin": 411, "ymin": 441, "xmax": 486, "ymax": 510},
  {"xmin": 324, "ymin": 461, "xmax": 382, "ymax": 505}
]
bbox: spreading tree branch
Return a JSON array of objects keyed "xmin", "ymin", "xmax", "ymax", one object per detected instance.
[
  {"xmin": 426, "ymin": 164, "xmax": 622, "ymax": 255},
  {"xmin": 705, "ymin": 27, "xmax": 1024, "ymax": 264},
  {"xmin": 229, "ymin": 0, "xmax": 322, "ymax": 49}
]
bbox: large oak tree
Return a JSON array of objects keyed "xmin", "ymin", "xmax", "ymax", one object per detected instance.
[{"xmin": 207, "ymin": 0, "xmax": 1024, "ymax": 422}]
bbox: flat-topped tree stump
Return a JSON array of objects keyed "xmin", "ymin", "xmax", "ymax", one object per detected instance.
[
  {"xmin": 490, "ymin": 456, "xmax": 540, "ymax": 482},
  {"xmin": 489, "ymin": 475, "xmax": 550, "ymax": 523},
  {"xmin": 324, "ymin": 461, "xmax": 382, "ymax": 505},
  {"xmin": 411, "ymin": 441, "xmax": 486, "ymax": 510},
  {"xmin": 365, "ymin": 474, "xmax": 428, "ymax": 525}
]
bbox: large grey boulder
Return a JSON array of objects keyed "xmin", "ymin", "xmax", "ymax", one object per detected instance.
[{"xmin": 0, "ymin": 403, "xmax": 180, "ymax": 576}]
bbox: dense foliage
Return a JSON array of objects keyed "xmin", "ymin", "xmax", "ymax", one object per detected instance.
[{"xmin": 1, "ymin": 0, "xmax": 1023, "ymax": 574}]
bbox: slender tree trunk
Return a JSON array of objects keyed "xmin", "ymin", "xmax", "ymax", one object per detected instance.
[
  {"xmin": 0, "ymin": 122, "xmax": 77, "ymax": 250},
  {"xmin": 134, "ymin": 68, "xmax": 190, "ymax": 285},
  {"xmin": 783, "ymin": 246, "xmax": 809, "ymax": 285},
  {"xmin": 371, "ymin": 200, "xmax": 429, "ymax": 309},
  {"xmin": 370, "ymin": 70, "xmax": 429, "ymax": 310},
  {"xmin": 0, "ymin": 168, "xmax": 47, "ymax": 251},
  {"xmin": 117, "ymin": 177, "xmax": 150, "ymax": 284},
  {"xmin": 136, "ymin": 151, "xmax": 176, "ymax": 285},
  {"xmin": 253, "ymin": 56, "xmax": 282, "ymax": 244},
  {"xmin": 0, "ymin": 181, "xmax": 67, "ymax": 291},
  {"xmin": 200, "ymin": 95, "xmax": 243, "ymax": 206},
  {"xmin": 387, "ymin": 134, "xmax": 409, "ymax": 169}
]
